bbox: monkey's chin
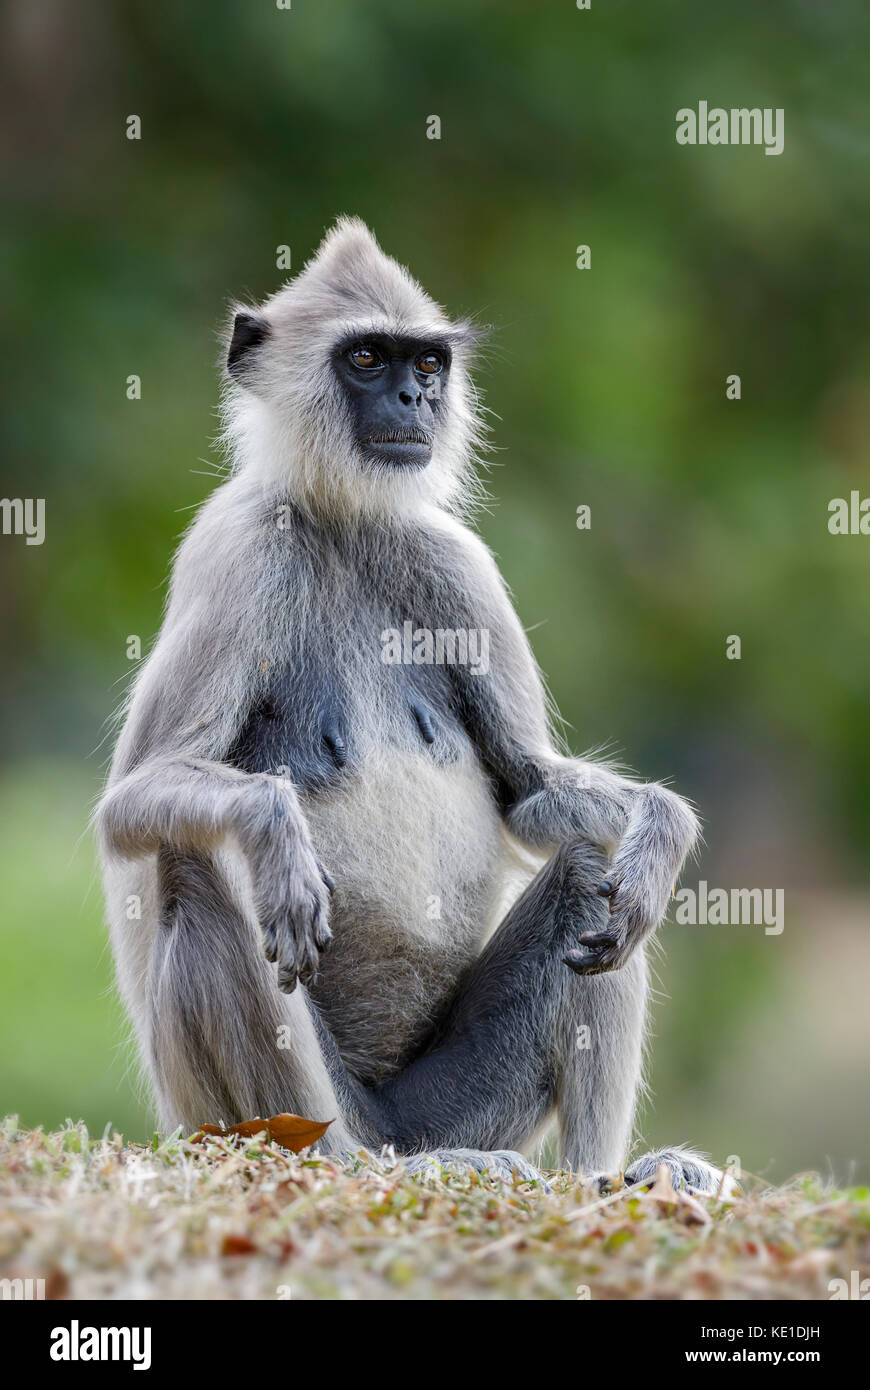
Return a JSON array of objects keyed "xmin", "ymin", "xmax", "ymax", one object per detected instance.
[{"xmin": 362, "ymin": 440, "xmax": 432, "ymax": 470}]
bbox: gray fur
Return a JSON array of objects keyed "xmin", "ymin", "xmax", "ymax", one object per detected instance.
[{"xmin": 96, "ymin": 218, "xmax": 722, "ymax": 1193}]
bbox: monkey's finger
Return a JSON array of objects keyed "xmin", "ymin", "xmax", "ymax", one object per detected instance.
[
  {"xmin": 294, "ymin": 900, "xmax": 325, "ymax": 985},
  {"xmin": 312, "ymin": 901, "xmax": 333, "ymax": 953},
  {"xmin": 277, "ymin": 964, "xmax": 299, "ymax": 993},
  {"xmin": 262, "ymin": 921, "xmax": 279, "ymax": 964},
  {"xmin": 296, "ymin": 952, "xmax": 320, "ymax": 989},
  {"xmin": 294, "ymin": 943, "xmax": 319, "ymax": 988},
  {"xmin": 597, "ymin": 879, "xmax": 619, "ymax": 911},
  {"xmin": 276, "ymin": 934, "xmax": 299, "ymax": 992},
  {"xmin": 579, "ymin": 930, "xmax": 619, "ymax": 949},
  {"xmin": 316, "ymin": 861, "xmax": 336, "ymax": 895},
  {"xmin": 563, "ymin": 949, "xmax": 610, "ymax": 976}
]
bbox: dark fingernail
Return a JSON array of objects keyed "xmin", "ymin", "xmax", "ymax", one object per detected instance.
[{"xmin": 597, "ymin": 880, "xmax": 614, "ymax": 897}]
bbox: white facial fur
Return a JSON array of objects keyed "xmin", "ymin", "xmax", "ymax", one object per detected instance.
[{"xmin": 221, "ymin": 217, "xmax": 487, "ymax": 520}]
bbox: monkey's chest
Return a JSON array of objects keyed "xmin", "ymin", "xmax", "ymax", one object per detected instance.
[{"xmin": 228, "ymin": 648, "xmax": 470, "ymax": 792}]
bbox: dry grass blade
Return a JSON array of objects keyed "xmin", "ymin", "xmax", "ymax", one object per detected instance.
[{"xmin": 2, "ymin": 1121, "xmax": 866, "ymax": 1300}]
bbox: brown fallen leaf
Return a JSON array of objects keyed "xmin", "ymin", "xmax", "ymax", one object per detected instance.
[
  {"xmin": 44, "ymin": 1268, "xmax": 70, "ymax": 1300},
  {"xmin": 221, "ymin": 1233, "xmax": 257, "ymax": 1257},
  {"xmin": 192, "ymin": 1123, "xmax": 226, "ymax": 1141},
  {"xmin": 190, "ymin": 1112, "xmax": 333, "ymax": 1153}
]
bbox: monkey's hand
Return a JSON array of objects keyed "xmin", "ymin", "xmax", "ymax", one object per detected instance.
[
  {"xmin": 239, "ymin": 782, "xmax": 334, "ymax": 992},
  {"xmin": 564, "ymin": 784, "xmax": 699, "ymax": 975}
]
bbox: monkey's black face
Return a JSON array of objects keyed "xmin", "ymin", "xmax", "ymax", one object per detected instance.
[{"xmin": 331, "ymin": 334, "xmax": 450, "ymax": 469}]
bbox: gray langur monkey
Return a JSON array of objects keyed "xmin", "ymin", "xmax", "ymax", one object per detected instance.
[{"xmin": 97, "ymin": 217, "xmax": 725, "ymax": 1193}]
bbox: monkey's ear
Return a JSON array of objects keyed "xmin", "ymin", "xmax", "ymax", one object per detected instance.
[{"xmin": 227, "ymin": 311, "xmax": 271, "ymax": 380}]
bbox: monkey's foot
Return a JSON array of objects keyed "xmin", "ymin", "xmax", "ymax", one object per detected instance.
[
  {"xmin": 401, "ymin": 1147, "xmax": 550, "ymax": 1188},
  {"xmin": 622, "ymin": 1146, "xmax": 737, "ymax": 1198}
]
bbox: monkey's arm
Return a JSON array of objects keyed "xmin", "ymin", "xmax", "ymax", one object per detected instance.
[
  {"xmin": 97, "ymin": 754, "xmax": 332, "ymax": 992},
  {"xmin": 96, "ymin": 482, "xmax": 331, "ymax": 991},
  {"xmin": 435, "ymin": 522, "xmax": 699, "ymax": 970}
]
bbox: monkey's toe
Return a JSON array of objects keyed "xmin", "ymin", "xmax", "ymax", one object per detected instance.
[
  {"xmin": 624, "ymin": 1147, "xmax": 736, "ymax": 1198},
  {"xmin": 402, "ymin": 1148, "xmax": 550, "ymax": 1189}
]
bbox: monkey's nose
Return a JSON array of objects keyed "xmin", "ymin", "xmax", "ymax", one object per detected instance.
[{"xmin": 398, "ymin": 388, "xmax": 422, "ymax": 407}]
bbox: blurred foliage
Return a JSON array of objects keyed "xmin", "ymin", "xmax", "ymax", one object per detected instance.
[{"xmin": 0, "ymin": 1, "xmax": 867, "ymax": 1171}]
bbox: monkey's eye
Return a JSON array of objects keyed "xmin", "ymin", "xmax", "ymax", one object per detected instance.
[
  {"xmin": 348, "ymin": 344, "xmax": 382, "ymax": 370},
  {"xmin": 416, "ymin": 351, "xmax": 444, "ymax": 376}
]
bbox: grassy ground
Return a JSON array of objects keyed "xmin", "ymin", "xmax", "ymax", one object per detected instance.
[{"xmin": 1, "ymin": 1119, "xmax": 867, "ymax": 1300}]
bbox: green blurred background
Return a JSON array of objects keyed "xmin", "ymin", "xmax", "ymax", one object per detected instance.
[{"xmin": 1, "ymin": 0, "xmax": 868, "ymax": 1179}]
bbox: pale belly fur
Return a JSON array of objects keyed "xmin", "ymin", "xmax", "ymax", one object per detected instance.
[{"xmin": 301, "ymin": 746, "xmax": 516, "ymax": 1084}]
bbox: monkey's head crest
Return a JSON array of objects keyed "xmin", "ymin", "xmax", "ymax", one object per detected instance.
[{"xmin": 221, "ymin": 217, "xmax": 487, "ymax": 520}]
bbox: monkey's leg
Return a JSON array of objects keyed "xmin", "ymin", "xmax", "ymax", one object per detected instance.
[
  {"xmin": 553, "ymin": 948, "xmax": 647, "ymax": 1173},
  {"xmin": 558, "ymin": 951, "xmax": 731, "ymax": 1194},
  {"xmin": 368, "ymin": 845, "xmax": 727, "ymax": 1192},
  {"xmin": 368, "ymin": 839, "xmax": 645, "ymax": 1170},
  {"xmin": 147, "ymin": 846, "xmax": 365, "ymax": 1147}
]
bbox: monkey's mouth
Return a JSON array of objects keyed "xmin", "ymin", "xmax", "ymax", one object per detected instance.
[
  {"xmin": 368, "ymin": 427, "xmax": 432, "ymax": 447},
  {"xmin": 363, "ymin": 428, "xmax": 434, "ymax": 468}
]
